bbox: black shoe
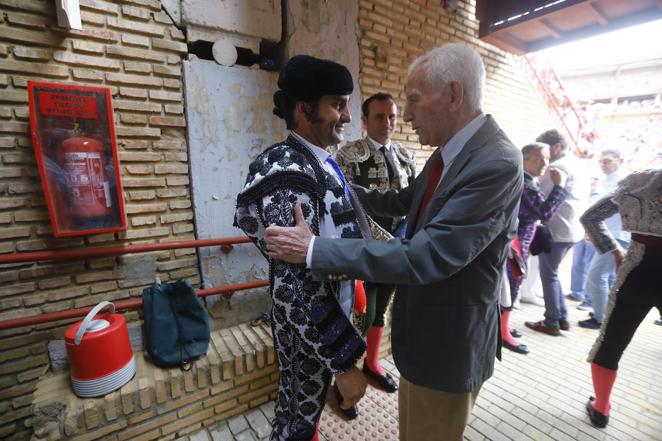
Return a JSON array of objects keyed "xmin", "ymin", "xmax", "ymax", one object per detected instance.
[
  {"xmin": 586, "ymin": 397, "xmax": 609, "ymax": 428},
  {"xmin": 334, "ymin": 384, "xmax": 358, "ymax": 419},
  {"xmin": 502, "ymin": 340, "xmax": 529, "ymax": 354},
  {"xmin": 362, "ymin": 363, "xmax": 398, "ymax": 392},
  {"xmin": 510, "ymin": 329, "xmax": 522, "ymax": 338},
  {"xmin": 559, "ymin": 319, "xmax": 570, "ymax": 331},
  {"xmin": 579, "ymin": 317, "xmax": 601, "ymax": 330}
]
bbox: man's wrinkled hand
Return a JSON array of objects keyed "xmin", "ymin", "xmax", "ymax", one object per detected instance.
[
  {"xmin": 265, "ymin": 202, "xmax": 313, "ymax": 264},
  {"xmin": 335, "ymin": 366, "xmax": 367, "ymax": 409}
]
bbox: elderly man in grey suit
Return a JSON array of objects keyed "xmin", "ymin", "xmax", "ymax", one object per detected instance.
[{"xmin": 264, "ymin": 43, "xmax": 523, "ymax": 441}]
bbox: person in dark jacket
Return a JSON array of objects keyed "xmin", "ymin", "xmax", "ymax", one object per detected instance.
[
  {"xmin": 264, "ymin": 43, "xmax": 523, "ymax": 441},
  {"xmin": 502, "ymin": 142, "xmax": 568, "ymax": 354}
]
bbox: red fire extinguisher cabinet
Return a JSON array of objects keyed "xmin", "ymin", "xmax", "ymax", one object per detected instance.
[{"xmin": 27, "ymin": 81, "xmax": 127, "ymax": 237}]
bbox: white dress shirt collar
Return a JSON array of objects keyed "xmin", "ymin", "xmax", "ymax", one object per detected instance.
[
  {"xmin": 367, "ymin": 136, "xmax": 391, "ymax": 151},
  {"xmin": 438, "ymin": 113, "xmax": 486, "ymax": 178},
  {"xmin": 290, "ymin": 130, "xmax": 330, "ymax": 162}
]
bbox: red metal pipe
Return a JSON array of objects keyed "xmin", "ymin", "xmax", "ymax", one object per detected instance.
[
  {"xmin": 0, "ymin": 236, "xmax": 252, "ymax": 265},
  {"xmin": 0, "ymin": 279, "xmax": 270, "ymax": 330}
]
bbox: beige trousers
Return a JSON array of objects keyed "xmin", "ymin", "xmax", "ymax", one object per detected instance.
[{"xmin": 398, "ymin": 376, "xmax": 481, "ymax": 441}]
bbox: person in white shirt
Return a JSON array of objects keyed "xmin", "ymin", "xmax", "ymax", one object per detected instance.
[
  {"xmin": 525, "ymin": 129, "xmax": 591, "ymax": 336},
  {"xmin": 579, "ymin": 149, "xmax": 630, "ymax": 329}
]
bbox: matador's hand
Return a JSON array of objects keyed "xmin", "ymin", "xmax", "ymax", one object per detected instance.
[
  {"xmin": 265, "ymin": 202, "xmax": 312, "ymax": 264},
  {"xmin": 335, "ymin": 366, "xmax": 367, "ymax": 409}
]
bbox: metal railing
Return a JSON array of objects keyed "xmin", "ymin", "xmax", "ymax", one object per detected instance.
[
  {"xmin": 0, "ymin": 236, "xmax": 269, "ymax": 330},
  {"xmin": 522, "ymin": 52, "xmax": 594, "ymax": 157}
]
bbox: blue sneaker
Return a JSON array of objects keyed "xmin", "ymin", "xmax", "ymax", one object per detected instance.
[{"xmin": 577, "ymin": 301, "xmax": 593, "ymax": 311}]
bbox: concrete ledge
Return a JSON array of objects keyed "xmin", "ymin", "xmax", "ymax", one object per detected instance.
[{"xmin": 31, "ymin": 322, "xmax": 277, "ymax": 441}]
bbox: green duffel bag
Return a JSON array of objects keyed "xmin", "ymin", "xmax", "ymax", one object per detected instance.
[{"xmin": 142, "ymin": 279, "xmax": 210, "ymax": 369}]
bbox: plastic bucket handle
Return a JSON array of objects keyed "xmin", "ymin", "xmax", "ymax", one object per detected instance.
[{"xmin": 74, "ymin": 301, "xmax": 115, "ymax": 345}]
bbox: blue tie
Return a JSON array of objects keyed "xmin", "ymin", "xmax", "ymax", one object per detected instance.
[{"xmin": 325, "ymin": 156, "xmax": 351, "ymax": 201}]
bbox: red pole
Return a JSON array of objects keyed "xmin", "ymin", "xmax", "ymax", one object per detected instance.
[
  {"xmin": 0, "ymin": 279, "xmax": 269, "ymax": 330},
  {"xmin": 0, "ymin": 236, "xmax": 252, "ymax": 265}
]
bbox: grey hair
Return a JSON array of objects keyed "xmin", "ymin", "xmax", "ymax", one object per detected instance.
[
  {"xmin": 600, "ymin": 148, "xmax": 622, "ymax": 159},
  {"xmin": 407, "ymin": 43, "xmax": 485, "ymax": 112},
  {"xmin": 521, "ymin": 142, "xmax": 548, "ymax": 157}
]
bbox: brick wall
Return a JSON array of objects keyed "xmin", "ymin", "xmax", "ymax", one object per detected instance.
[
  {"xmin": 0, "ymin": 1, "xmax": 198, "ymax": 439},
  {"xmin": 358, "ymin": 0, "xmax": 554, "ymax": 170},
  {"xmin": 30, "ymin": 323, "xmax": 277, "ymax": 441},
  {"xmin": 0, "ymin": 1, "xmax": 560, "ymax": 439}
]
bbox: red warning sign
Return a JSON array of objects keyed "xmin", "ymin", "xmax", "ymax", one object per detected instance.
[{"xmin": 39, "ymin": 91, "xmax": 98, "ymax": 119}]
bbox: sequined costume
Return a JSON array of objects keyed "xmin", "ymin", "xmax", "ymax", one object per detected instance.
[
  {"xmin": 583, "ymin": 169, "xmax": 662, "ymax": 364},
  {"xmin": 235, "ymin": 134, "xmax": 368, "ymax": 441}
]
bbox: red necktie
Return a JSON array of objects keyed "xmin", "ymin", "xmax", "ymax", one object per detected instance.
[{"xmin": 415, "ymin": 153, "xmax": 444, "ymax": 229}]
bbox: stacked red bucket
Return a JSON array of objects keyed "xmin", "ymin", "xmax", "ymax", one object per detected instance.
[{"xmin": 64, "ymin": 301, "xmax": 135, "ymax": 397}]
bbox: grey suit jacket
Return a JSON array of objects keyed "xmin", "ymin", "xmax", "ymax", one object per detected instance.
[{"xmin": 311, "ymin": 115, "xmax": 523, "ymax": 393}]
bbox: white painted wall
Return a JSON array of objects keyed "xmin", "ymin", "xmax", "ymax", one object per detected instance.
[
  {"xmin": 181, "ymin": 0, "xmax": 281, "ymax": 43},
  {"xmin": 183, "ymin": 3, "xmax": 362, "ymax": 326},
  {"xmin": 184, "ymin": 61, "xmax": 285, "ymax": 325},
  {"xmin": 285, "ymin": 0, "xmax": 362, "ymax": 145}
]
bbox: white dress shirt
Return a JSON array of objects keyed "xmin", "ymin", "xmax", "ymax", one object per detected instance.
[
  {"xmin": 438, "ymin": 113, "xmax": 487, "ymax": 185},
  {"xmin": 289, "ymin": 132, "xmax": 354, "ymax": 317}
]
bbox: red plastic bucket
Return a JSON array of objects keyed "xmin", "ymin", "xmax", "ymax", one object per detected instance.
[{"xmin": 64, "ymin": 301, "xmax": 135, "ymax": 397}]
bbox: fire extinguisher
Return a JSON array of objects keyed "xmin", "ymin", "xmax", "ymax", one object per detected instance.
[{"xmin": 57, "ymin": 137, "xmax": 112, "ymax": 220}]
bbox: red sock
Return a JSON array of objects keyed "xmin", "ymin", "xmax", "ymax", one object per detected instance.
[
  {"xmin": 500, "ymin": 310, "xmax": 520, "ymax": 346},
  {"xmin": 365, "ymin": 326, "xmax": 385, "ymax": 376},
  {"xmin": 311, "ymin": 422, "xmax": 320, "ymax": 441},
  {"xmin": 591, "ymin": 362, "xmax": 617, "ymax": 415}
]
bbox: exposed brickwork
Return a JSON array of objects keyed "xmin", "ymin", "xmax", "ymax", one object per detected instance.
[
  {"xmin": 30, "ymin": 324, "xmax": 277, "ymax": 441},
  {"xmin": 2, "ymin": 1, "xmax": 560, "ymax": 440},
  {"xmin": 358, "ymin": 0, "xmax": 553, "ymax": 169},
  {"xmin": 0, "ymin": 1, "xmax": 196, "ymax": 439}
]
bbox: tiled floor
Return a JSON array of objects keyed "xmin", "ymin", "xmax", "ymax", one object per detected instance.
[{"xmin": 199, "ymin": 301, "xmax": 662, "ymax": 440}]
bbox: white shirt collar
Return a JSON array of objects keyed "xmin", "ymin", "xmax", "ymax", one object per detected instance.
[
  {"xmin": 439, "ymin": 113, "xmax": 486, "ymax": 174},
  {"xmin": 290, "ymin": 131, "xmax": 329, "ymax": 162},
  {"xmin": 367, "ymin": 136, "xmax": 391, "ymax": 151}
]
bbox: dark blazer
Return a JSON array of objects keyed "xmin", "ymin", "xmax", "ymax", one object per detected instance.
[{"xmin": 310, "ymin": 116, "xmax": 523, "ymax": 393}]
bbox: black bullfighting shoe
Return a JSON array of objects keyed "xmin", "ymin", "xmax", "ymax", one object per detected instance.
[
  {"xmin": 334, "ymin": 383, "xmax": 359, "ymax": 420},
  {"xmin": 586, "ymin": 397, "xmax": 609, "ymax": 428},
  {"xmin": 362, "ymin": 363, "xmax": 398, "ymax": 392}
]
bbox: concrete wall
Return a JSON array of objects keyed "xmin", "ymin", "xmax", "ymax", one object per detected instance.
[
  {"xmin": 184, "ymin": 1, "xmax": 362, "ymax": 325},
  {"xmin": 285, "ymin": 0, "xmax": 363, "ymax": 144},
  {"xmin": 181, "ymin": 0, "xmax": 281, "ymax": 45},
  {"xmin": 184, "ymin": 62, "xmax": 282, "ymax": 326}
]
